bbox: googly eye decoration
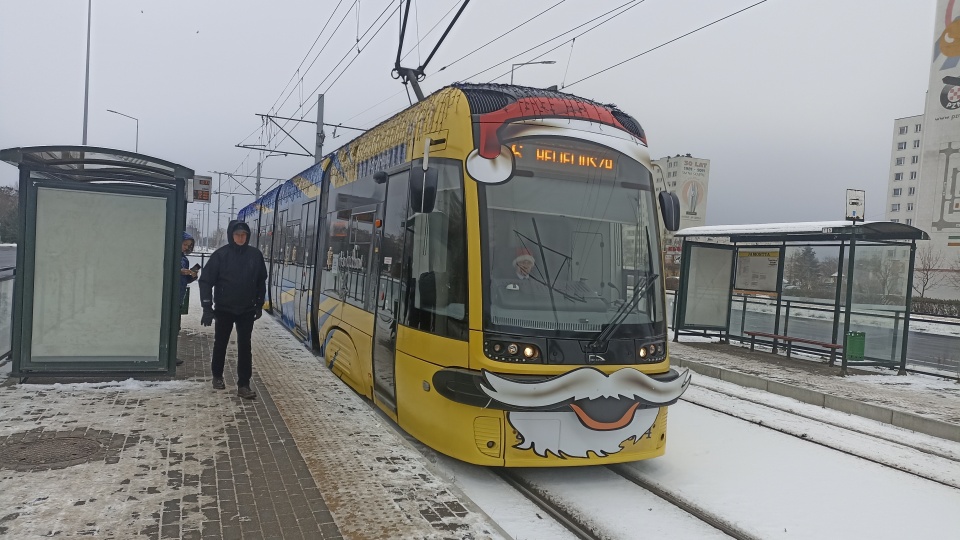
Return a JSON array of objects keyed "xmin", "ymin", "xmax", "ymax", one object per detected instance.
[{"xmin": 465, "ymin": 145, "xmax": 515, "ymax": 185}]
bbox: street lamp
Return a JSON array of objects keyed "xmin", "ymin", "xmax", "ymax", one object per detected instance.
[
  {"xmin": 106, "ymin": 109, "xmax": 139, "ymax": 152},
  {"xmin": 510, "ymin": 60, "xmax": 556, "ymax": 84},
  {"xmin": 82, "ymin": 0, "xmax": 92, "ymax": 145}
]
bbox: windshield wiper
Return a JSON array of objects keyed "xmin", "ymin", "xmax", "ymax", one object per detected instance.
[{"xmin": 588, "ymin": 273, "xmax": 658, "ymax": 351}]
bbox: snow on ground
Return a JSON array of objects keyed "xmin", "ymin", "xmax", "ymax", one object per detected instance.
[
  {"xmin": 426, "ymin": 367, "xmax": 960, "ymax": 539},
  {"xmin": 0, "ymin": 377, "xmax": 226, "ymax": 537}
]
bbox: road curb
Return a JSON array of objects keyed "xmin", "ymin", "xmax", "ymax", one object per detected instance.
[{"xmin": 672, "ymin": 357, "xmax": 960, "ymax": 443}]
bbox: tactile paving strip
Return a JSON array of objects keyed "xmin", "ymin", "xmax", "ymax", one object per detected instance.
[{"xmin": 251, "ymin": 316, "xmax": 506, "ymax": 540}]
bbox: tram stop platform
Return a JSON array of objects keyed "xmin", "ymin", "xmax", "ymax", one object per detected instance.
[{"xmin": 0, "ymin": 310, "xmax": 957, "ymax": 539}]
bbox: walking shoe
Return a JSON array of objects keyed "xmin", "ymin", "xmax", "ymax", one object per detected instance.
[
  {"xmin": 176, "ymin": 359, "xmax": 184, "ymax": 366},
  {"xmin": 212, "ymin": 377, "xmax": 226, "ymax": 390},
  {"xmin": 237, "ymin": 386, "xmax": 257, "ymax": 400}
]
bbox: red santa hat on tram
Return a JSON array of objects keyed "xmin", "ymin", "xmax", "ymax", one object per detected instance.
[{"xmin": 513, "ymin": 247, "xmax": 535, "ymax": 266}]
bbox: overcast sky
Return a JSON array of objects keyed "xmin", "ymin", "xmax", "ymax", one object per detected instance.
[{"xmin": 0, "ymin": 0, "xmax": 939, "ymax": 231}]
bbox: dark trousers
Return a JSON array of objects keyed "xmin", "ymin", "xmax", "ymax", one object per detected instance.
[{"xmin": 211, "ymin": 310, "xmax": 256, "ymax": 388}]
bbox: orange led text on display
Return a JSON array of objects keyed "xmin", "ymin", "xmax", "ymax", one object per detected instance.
[{"xmin": 512, "ymin": 144, "xmax": 614, "ymax": 169}]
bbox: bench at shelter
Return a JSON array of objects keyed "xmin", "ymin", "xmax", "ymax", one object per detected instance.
[{"xmin": 744, "ymin": 331, "xmax": 843, "ymax": 363}]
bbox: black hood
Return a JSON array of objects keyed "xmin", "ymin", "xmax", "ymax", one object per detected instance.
[{"xmin": 227, "ymin": 220, "xmax": 252, "ymax": 247}]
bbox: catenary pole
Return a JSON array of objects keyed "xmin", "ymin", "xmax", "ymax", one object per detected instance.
[
  {"xmin": 315, "ymin": 94, "xmax": 325, "ymax": 162},
  {"xmin": 82, "ymin": 0, "xmax": 92, "ymax": 144}
]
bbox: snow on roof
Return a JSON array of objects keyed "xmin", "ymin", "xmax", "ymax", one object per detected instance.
[
  {"xmin": 676, "ymin": 221, "xmax": 871, "ymax": 236},
  {"xmin": 675, "ymin": 221, "xmax": 928, "ymax": 241}
]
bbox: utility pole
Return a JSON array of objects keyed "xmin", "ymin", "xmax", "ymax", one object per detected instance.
[
  {"xmin": 205, "ymin": 198, "xmax": 211, "ymax": 249},
  {"xmin": 217, "ymin": 173, "xmax": 222, "ymax": 247},
  {"xmin": 315, "ymin": 94, "xmax": 325, "ymax": 162},
  {"xmin": 255, "ymin": 162, "xmax": 261, "ymax": 201},
  {"xmin": 82, "ymin": 0, "xmax": 92, "ymax": 145}
]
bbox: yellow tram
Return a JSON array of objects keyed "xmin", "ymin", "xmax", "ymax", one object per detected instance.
[{"xmin": 239, "ymin": 83, "xmax": 690, "ymax": 466}]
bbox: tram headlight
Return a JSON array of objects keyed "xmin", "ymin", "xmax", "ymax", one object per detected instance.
[
  {"xmin": 483, "ymin": 338, "xmax": 542, "ymax": 363},
  {"xmin": 635, "ymin": 339, "xmax": 667, "ymax": 363}
]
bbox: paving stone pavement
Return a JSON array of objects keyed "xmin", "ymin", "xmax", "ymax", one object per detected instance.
[{"xmin": 0, "ymin": 308, "xmax": 503, "ymax": 539}]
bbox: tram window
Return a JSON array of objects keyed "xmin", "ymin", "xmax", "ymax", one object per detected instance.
[
  {"xmin": 339, "ymin": 210, "xmax": 375, "ymax": 309},
  {"xmin": 401, "ymin": 160, "xmax": 467, "ymax": 340}
]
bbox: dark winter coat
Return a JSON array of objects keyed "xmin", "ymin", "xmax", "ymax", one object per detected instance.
[{"xmin": 198, "ymin": 221, "xmax": 267, "ymax": 315}]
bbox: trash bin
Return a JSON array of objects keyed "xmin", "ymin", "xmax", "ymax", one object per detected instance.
[{"xmin": 846, "ymin": 331, "xmax": 865, "ymax": 361}]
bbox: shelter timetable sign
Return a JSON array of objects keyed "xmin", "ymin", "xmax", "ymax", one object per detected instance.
[
  {"xmin": 734, "ymin": 249, "xmax": 780, "ymax": 292},
  {"xmin": 193, "ymin": 175, "xmax": 211, "ymax": 202}
]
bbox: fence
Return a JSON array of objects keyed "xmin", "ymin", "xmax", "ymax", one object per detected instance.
[
  {"xmin": 0, "ymin": 266, "xmax": 15, "ymax": 364},
  {"xmin": 667, "ymin": 291, "xmax": 960, "ymax": 378}
]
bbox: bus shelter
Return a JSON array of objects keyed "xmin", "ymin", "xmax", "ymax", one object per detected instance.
[
  {"xmin": 671, "ymin": 221, "xmax": 928, "ymax": 375},
  {"xmin": 1, "ymin": 146, "xmax": 193, "ymax": 378}
]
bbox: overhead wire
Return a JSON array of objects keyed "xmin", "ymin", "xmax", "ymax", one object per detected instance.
[
  {"xmin": 462, "ymin": 0, "xmax": 643, "ymax": 83},
  {"xmin": 337, "ymin": 0, "xmax": 463, "ymax": 127},
  {"xmin": 435, "ymin": 0, "xmax": 567, "ymax": 74},
  {"xmin": 271, "ymin": 3, "xmax": 360, "ymax": 121},
  {"xmin": 242, "ymin": 0, "xmax": 771, "ymax": 201},
  {"xmin": 565, "ymin": 0, "xmax": 769, "ymax": 88},
  {"xmin": 267, "ymin": 1, "xmax": 401, "ymax": 153},
  {"xmin": 267, "ymin": 0, "xmax": 352, "ymax": 114}
]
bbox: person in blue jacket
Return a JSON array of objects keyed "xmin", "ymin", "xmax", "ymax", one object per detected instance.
[
  {"xmin": 177, "ymin": 232, "xmax": 198, "ymax": 366},
  {"xmin": 198, "ymin": 221, "xmax": 267, "ymax": 399},
  {"xmin": 180, "ymin": 232, "xmax": 198, "ymax": 303}
]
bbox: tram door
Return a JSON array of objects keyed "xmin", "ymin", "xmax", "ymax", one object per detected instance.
[
  {"xmin": 371, "ymin": 172, "xmax": 410, "ymax": 411},
  {"xmin": 296, "ymin": 201, "xmax": 317, "ymax": 337}
]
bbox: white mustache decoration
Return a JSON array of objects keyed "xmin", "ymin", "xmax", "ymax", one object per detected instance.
[
  {"xmin": 481, "ymin": 367, "xmax": 691, "ymax": 408},
  {"xmin": 481, "ymin": 367, "xmax": 691, "ymax": 459}
]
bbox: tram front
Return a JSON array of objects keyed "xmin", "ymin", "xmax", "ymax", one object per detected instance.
[{"xmin": 452, "ymin": 120, "xmax": 691, "ymax": 466}]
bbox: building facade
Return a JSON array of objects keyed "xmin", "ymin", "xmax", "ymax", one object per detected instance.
[
  {"xmin": 652, "ymin": 154, "xmax": 711, "ymax": 268},
  {"xmin": 884, "ymin": 115, "xmax": 924, "ymax": 227},
  {"xmin": 882, "ymin": 0, "xmax": 960, "ymax": 300}
]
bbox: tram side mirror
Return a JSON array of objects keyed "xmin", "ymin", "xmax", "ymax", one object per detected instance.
[
  {"xmin": 410, "ymin": 167, "xmax": 438, "ymax": 213},
  {"xmin": 659, "ymin": 191, "xmax": 681, "ymax": 231}
]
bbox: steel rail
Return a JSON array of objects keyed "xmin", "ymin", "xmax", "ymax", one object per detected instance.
[{"xmin": 682, "ymin": 395, "xmax": 960, "ymax": 491}]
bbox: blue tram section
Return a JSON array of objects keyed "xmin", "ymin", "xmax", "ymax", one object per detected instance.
[{"xmin": 241, "ymin": 163, "xmax": 324, "ymax": 343}]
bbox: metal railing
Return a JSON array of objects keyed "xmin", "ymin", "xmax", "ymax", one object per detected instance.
[
  {"xmin": 0, "ymin": 266, "xmax": 15, "ymax": 364},
  {"xmin": 667, "ymin": 291, "xmax": 960, "ymax": 379}
]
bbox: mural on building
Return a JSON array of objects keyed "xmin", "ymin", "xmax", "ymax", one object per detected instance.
[{"xmin": 924, "ymin": 0, "xmax": 960, "ymax": 239}]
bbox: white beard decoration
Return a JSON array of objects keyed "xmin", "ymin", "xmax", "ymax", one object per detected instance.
[
  {"xmin": 481, "ymin": 367, "xmax": 691, "ymax": 459},
  {"xmin": 506, "ymin": 408, "xmax": 660, "ymax": 458}
]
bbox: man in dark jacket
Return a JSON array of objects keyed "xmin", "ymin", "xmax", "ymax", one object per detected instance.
[{"xmin": 199, "ymin": 220, "xmax": 267, "ymax": 399}]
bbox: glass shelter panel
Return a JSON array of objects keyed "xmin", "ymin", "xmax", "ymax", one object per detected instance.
[
  {"xmin": 682, "ymin": 244, "xmax": 733, "ymax": 329},
  {"xmin": 30, "ymin": 188, "xmax": 166, "ymax": 362},
  {"xmin": 776, "ymin": 244, "xmax": 844, "ymax": 346},
  {"xmin": 0, "ymin": 275, "xmax": 12, "ymax": 359},
  {"xmin": 843, "ymin": 243, "xmax": 911, "ymax": 365}
]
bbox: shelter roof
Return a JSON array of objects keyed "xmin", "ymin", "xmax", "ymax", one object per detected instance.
[
  {"xmin": 675, "ymin": 221, "xmax": 929, "ymax": 243},
  {"xmin": 1, "ymin": 145, "xmax": 193, "ymax": 185}
]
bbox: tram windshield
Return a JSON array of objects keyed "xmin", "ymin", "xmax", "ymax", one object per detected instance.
[{"xmin": 480, "ymin": 137, "xmax": 665, "ymax": 339}]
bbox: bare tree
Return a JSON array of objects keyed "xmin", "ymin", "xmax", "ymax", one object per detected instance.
[
  {"xmin": 913, "ymin": 246, "xmax": 947, "ymax": 298},
  {"xmin": 948, "ymin": 252, "xmax": 960, "ymax": 290},
  {"xmin": 0, "ymin": 187, "xmax": 18, "ymax": 243}
]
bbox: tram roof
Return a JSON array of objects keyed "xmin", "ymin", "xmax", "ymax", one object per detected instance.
[{"xmin": 675, "ymin": 221, "xmax": 930, "ymax": 243}]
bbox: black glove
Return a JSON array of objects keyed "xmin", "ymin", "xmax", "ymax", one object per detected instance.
[
  {"xmin": 201, "ymin": 308, "xmax": 215, "ymax": 327},
  {"xmin": 254, "ymin": 307, "xmax": 263, "ymax": 320}
]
